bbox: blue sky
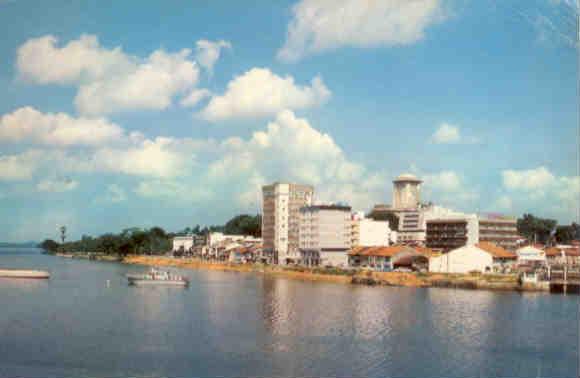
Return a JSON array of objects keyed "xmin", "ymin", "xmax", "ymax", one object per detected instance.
[{"xmin": 0, "ymin": 0, "xmax": 578, "ymax": 242}]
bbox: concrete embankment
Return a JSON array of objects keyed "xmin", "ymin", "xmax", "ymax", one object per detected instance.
[
  {"xmin": 0, "ymin": 269, "xmax": 50, "ymax": 279},
  {"xmin": 121, "ymin": 256, "xmax": 548, "ymax": 291}
]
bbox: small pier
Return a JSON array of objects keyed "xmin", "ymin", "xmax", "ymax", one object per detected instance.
[{"xmin": 547, "ymin": 266, "xmax": 580, "ymax": 294}]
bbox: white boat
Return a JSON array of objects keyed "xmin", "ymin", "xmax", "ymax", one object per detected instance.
[
  {"xmin": 127, "ymin": 268, "xmax": 188, "ymax": 287},
  {"xmin": 0, "ymin": 269, "xmax": 50, "ymax": 279}
]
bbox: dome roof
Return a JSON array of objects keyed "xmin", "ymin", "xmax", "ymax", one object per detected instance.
[{"xmin": 393, "ymin": 173, "xmax": 422, "ymax": 182}]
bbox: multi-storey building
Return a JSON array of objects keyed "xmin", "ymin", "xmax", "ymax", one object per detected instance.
[
  {"xmin": 351, "ymin": 211, "xmax": 392, "ymax": 247},
  {"xmin": 477, "ymin": 216, "xmax": 519, "ymax": 250},
  {"xmin": 299, "ymin": 205, "xmax": 352, "ymax": 267},
  {"xmin": 262, "ymin": 182, "xmax": 314, "ymax": 264},
  {"xmin": 426, "ymin": 214, "xmax": 518, "ymax": 252}
]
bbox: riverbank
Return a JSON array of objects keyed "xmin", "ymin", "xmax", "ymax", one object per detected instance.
[
  {"xmin": 55, "ymin": 252, "xmax": 123, "ymax": 262},
  {"xmin": 121, "ymin": 255, "xmax": 547, "ymax": 291}
]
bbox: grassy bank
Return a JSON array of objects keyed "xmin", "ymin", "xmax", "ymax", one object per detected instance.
[{"xmin": 120, "ymin": 256, "xmax": 542, "ymax": 291}]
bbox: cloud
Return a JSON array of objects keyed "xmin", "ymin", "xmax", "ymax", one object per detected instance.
[
  {"xmin": 195, "ymin": 39, "xmax": 231, "ymax": 75},
  {"xmin": 277, "ymin": 0, "xmax": 446, "ymax": 62},
  {"xmin": 500, "ymin": 166, "xmax": 579, "ymax": 222},
  {"xmin": 75, "ymin": 49, "xmax": 199, "ymax": 115},
  {"xmin": 36, "ymin": 177, "xmax": 78, "ymax": 192},
  {"xmin": 423, "ymin": 170, "xmax": 479, "ymax": 207},
  {"xmin": 430, "ymin": 122, "xmax": 481, "ymax": 144},
  {"xmin": 207, "ymin": 109, "xmax": 384, "ymax": 209},
  {"xmin": 0, "ymin": 106, "xmax": 124, "ymax": 146},
  {"xmin": 180, "ymin": 88, "xmax": 211, "ymax": 107},
  {"xmin": 16, "ymin": 35, "xmax": 200, "ymax": 115},
  {"xmin": 1, "ymin": 108, "xmax": 382, "ymax": 211},
  {"xmin": 16, "ymin": 34, "xmax": 132, "ymax": 84},
  {"xmin": 93, "ymin": 137, "xmax": 196, "ymax": 178},
  {"xmin": 199, "ymin": 68, "xmax": 331, "ymax": 120},
  {"xmin": 134, "ymin": 180, "xmax": 212, "ymax": 203},
  {"xmin": 0, "ymin": 150, "xmax": 42, "ymax": 181},
  {"xmin": 431, "ymin": 123, "xmax": 460, "ymax": 143},
  {"xmin": 502, "ymin": 166, "xmax": 555, "ymax": 192}
]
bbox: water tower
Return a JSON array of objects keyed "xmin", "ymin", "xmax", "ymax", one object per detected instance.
[{"xmin": 392, "ymin": 173, "xmax": 422, "ymax": 209}]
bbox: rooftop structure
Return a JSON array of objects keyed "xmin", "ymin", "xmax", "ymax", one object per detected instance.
[{"xmin": 392, "ymin": 173, "xmax": 423, "ymax": 210}]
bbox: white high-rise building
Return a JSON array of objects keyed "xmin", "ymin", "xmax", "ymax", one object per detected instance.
[{"xmin": 262, "ymin": 182, "xmax": 314, "ymax": 264}]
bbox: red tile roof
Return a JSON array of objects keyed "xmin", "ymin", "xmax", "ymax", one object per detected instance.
[{"xmin": 476, "ymin": 242, "xmax": 517, "ymax": 259}]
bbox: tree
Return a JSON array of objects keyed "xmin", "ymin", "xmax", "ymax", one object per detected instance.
[
  {"xmin": 39, "ymin": 239, "xmax": 59, "ymax": 254},
  {"xmin": 60, "ymin": 226, "xmax": 67, "ymax": 244},
  {"xmin": 555, "ymin": 223, "xmax": 580, "ymax": 244},
  {"xmin": 130, "ymin": 230, "xmax": 148, "ymax": 254},
  {"xmin": 517, "ymin": 213, "xmax": 557, "ymax": 244},
  {"xmin": 223, "ymin": 214, "xmax": 261, "ymax": 237}
]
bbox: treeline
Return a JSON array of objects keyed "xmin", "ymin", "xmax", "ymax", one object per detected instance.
[
  {"xmin": 39, "ymin": 214, "xmax": 261, "ymax": 256},
  {"xmin": 517, "ymin": 213, "xmax": 580, "ymax": 244}
]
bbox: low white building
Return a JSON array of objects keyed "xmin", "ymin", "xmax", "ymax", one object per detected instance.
[
  {"xmin": 516, "ymin": 245, "xmax": 546, "ymax": 264},
  {"xmin": 299, "ymin": 204, "xmax": 352, "ymax": 267},
  {"xmin": 429, "ymin": 242, "xmax": 516, "ymax": 273},
  {"xmin": 172, "ymin": 235, "xmax": 194, "ymax": 252},
  {"xmin": 207, "ymin": 232, "xmax": 262, "ymax": 247}
]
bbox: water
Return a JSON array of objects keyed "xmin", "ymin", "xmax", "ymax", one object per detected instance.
[{"xmin": 0, "ymin": 248, "xmax": 578, "ymax": 378}]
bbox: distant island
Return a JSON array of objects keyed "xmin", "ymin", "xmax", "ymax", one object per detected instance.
[{"xmin": 0, "ymin": 241, "xmax": 39, "ymax": 248}]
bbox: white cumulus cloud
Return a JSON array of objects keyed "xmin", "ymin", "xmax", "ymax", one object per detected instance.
[
  {"xmin": 0, "ymin": 106, "xmax": 124, "ymax": 146},
  {"xmin": 432, "ymin": 123, "xmax": 460, "ymax": 144},
  {"xmin": 208, "ymin": 109, "xmax": 384, "ymax": 209},
  {"xmin": 423, "ymin": 170, "xmax": 479, "ymax": 207},
  {"xmin": 500, "ymin": 166, "xmax": 579, "ymax": 222},
  {"xmin": 277, "ymin": 0, "xmax": 446, "ymax": 62},
  {"xmin": 180, "ymin": 88, "xmax": 211, "ymax": 107},
  {"xmin": 195, "ymin": 39, "xmax": 231, "ymax": 75},
  {"xmin": 502, "ymin": 166, "xmax": 555, "ymax": 191},
  {"xmin": 200, "ymin": 68, "xmax": 331, "ymax": 121},
  {"xmin": 16, "ymin": 35, "xmax": 201, "ymax": 115},
  {"xmin": 0, "ymin": 150, "xmax": 43, "ymax": 181}
]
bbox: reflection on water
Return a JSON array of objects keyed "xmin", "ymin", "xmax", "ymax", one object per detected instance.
[{"xmin": 0, "ymin": 250, "xmax": 578, "ymax": 378}]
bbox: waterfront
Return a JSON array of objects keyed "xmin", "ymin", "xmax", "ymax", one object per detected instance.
[{"xmin": 0, "ymin": 248, "xmax": 578, "ymax": 378}]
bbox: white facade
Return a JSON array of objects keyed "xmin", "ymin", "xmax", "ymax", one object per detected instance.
[
  {"xmin": 516, "ymin": 245, "xmax": 546, "ymax": 263},
  {"xmin": 299, "ymin": 205, "xmax": 351, "ymax": 267},
  {"xmin": 172, "ymin": 236, "xmax": 194, "ymax": 252},
  {"xmin": 262, "ymin": 183, "xmax": 313, "ymax": 264},
  {"xmin": 207, "ymin": 232, "xmax": 261, "ymax": 247},
  {"xmin": 351, "ymin": 212, "xmax": 391, "ymax": 247},
  {"xmin": 429, "ymin": 245, "xmax": 494, "ymax": 273}
]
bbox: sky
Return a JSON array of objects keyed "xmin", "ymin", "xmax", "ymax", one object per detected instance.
[{"xmin": 0, "ymin": 0, "xmax": 578, "ymax": 242}]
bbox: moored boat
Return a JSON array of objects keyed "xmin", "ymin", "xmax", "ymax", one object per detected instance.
[
  {"xmin": 127, "ymin": 268, "xmax": 188, "ymax": 286},
  {"xmin": 0, "ymin": 269, "xmax": 50, "ymax": 279}
]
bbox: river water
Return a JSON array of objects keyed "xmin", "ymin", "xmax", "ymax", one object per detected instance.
[{"xmin": 0, "ymin": 248, "xmax": 578, "ymax": 378}]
